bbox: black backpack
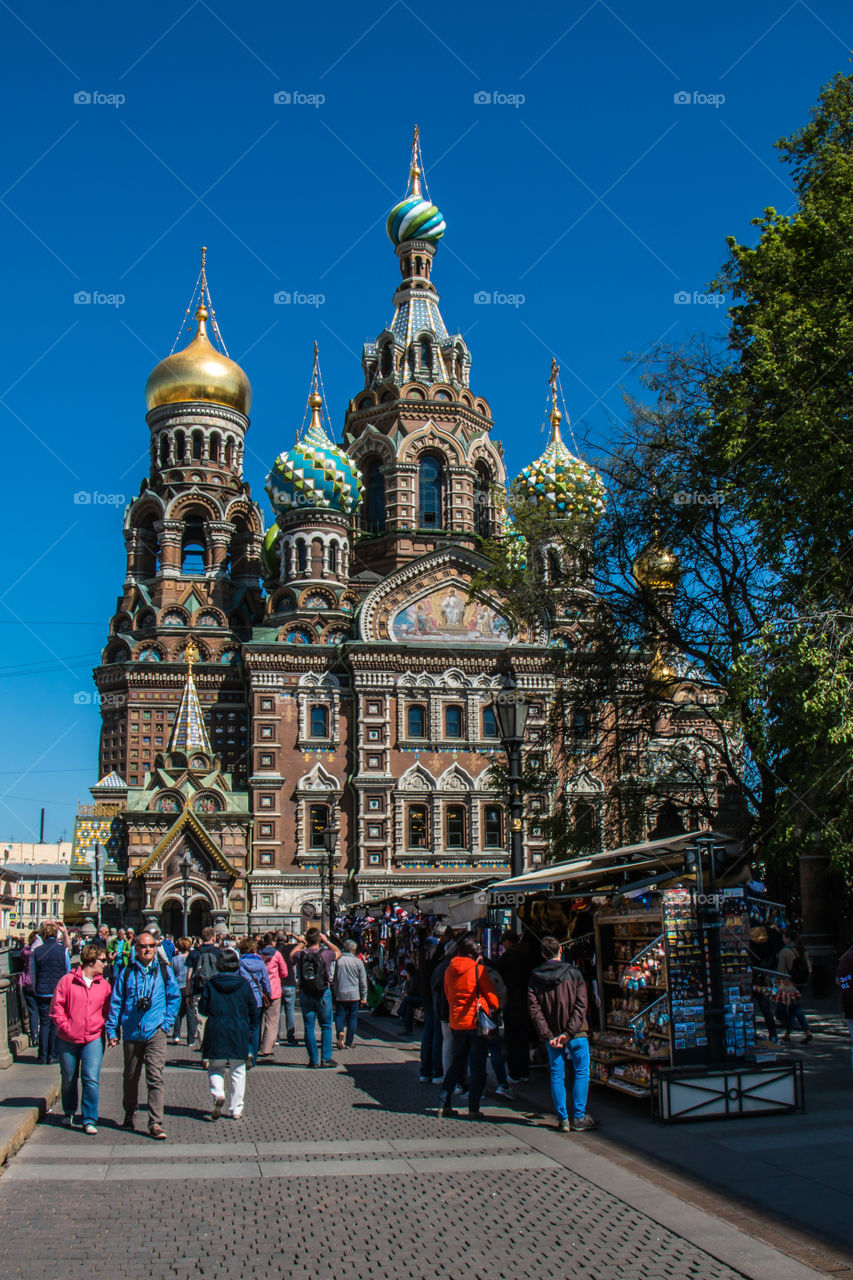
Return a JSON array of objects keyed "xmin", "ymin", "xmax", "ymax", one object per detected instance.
[
  {"xmin": 789, "ymin": 952, "xmax": 809, "ymax": 986},
  {"xmin": 193, "ymin": 947, "xmax": 220, "ymax": 992},
  {"xmin": 300, "ymin": 948, "xmax": 329, "ymax": 997}
]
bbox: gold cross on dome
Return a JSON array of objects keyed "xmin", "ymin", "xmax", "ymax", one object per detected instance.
[{"xmin": 185, "ymin": 638, "xmax": 200, "ymax": 673}]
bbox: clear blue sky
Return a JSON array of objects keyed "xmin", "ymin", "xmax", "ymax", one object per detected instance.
[{"xmin": 0, "ymin": 0, "xmax": 850, "ymax": 841}]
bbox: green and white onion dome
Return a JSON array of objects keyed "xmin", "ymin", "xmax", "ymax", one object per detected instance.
[
  {"xmin": 515, "ymin": 410, "xmax": 606, "ymax": 522},
  {"xmin": 266, "ymin": 394, "xmax": 362, "ymax": 515},
  {"xmin": 387, "ymin": 170, "xmax": 445, "ymax": 245}
]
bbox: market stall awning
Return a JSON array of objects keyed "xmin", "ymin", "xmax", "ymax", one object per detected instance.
[{"xmin": 487, "ymin": 831, "xmax": 742, "ymax": 899}]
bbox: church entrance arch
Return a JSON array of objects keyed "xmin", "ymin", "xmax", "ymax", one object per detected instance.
[{"xmin": 161, "ymin": 896, "xmax": 208, "ymax": 939}]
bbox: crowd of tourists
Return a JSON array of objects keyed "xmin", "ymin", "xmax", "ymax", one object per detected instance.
[{"xmin": 13, "ymin": 912, "xmax": 853, "ymax": 1141}]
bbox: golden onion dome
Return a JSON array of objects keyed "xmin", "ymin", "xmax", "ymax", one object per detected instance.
[
  {"xmin": 633, "ymin": 537, "xmax": 681, "ymax": 592},
  {"xmin": 145, "ymin": 305, "xmax": 252, "ymax": 416},
  {"xmin": 647, "ymin": 647, "xmax": 680, "ymax": 698}
]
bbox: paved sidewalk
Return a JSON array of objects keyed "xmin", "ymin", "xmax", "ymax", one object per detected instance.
[
  {"xmin": 0, "ymin": 1047, "xmax": 60, "ymax": 1167},
  {"xmin": 0, "ymin": 1017, "xmax": 836, "ymax": 1280},
  {"xmin": 496, "ymin": 997, "xmax": 853, "ymax": 1272}
]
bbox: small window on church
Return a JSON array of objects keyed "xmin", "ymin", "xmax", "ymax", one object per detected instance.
[
  {"xmin": 408, "ymin": 805, "xmax": 428, "ymax": 848},
  {"xmin": 482, "ymin": 706, "xmax": 498, "ymax": 739},
  {"xmin": 484, "ymin": 805, "xmax": 503, "ymax": 847},
  {"xmin": 418, "ymin": 456, "xmax": 443, "ymax": 529},
  {"xmin": 445, "ymin": 705, "xmax": 464, "ymax": 739},
  {"xmin": 308, "ymin": 804, "xmax": 329, "ymax": 849},
  {"xmin": 309, "ymin": 706, "xmax": 329, "ymax": 738},
  {"xmin": 446, "ymin": 805, "xmax": 466, "ymax": 849},
  {"xmin": 407, "ymin": 705, "xmax": 426, "ymax": 738}
]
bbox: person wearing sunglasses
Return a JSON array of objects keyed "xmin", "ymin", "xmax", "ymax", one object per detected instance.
[
  {"xmin": 105, "ymin": 931, "xmax": 181, "ymax": 1140},
  {"xmin": 49, "ymin": 944, "xmax": 113, "ymax": 1134}
]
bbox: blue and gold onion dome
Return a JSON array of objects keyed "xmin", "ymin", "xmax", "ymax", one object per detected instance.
[
  {"xmin": 515, "ymin": 408, "xmax": 606, "ymax": 522},
  {"xmin": 145, "ymin": 305, "xmax": 252, "ymax": 416},
  {"xmin": 266, "ymin": 393, "xmax": 362, "ymax": 515}
]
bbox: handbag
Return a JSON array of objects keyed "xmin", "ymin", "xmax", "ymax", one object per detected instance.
[
  {"xmin": 248, "ymin": 967, "xmax": 272, "ymax": 1009},
  {"xmin": 474, "ymin": 963, "xmax": 498, "ymax": 1038}
]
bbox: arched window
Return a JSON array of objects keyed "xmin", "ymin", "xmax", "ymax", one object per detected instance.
[
  {"xmin": 547, "ymin": 548, "xmax": 563, "ymax": 582},
  {"xmin": 474, "ymin": 464, "xmax": 491, "ymax": 538},
  {"xmin": 573, "ymin": 802, "xmax": 598, "ymax": 847},
  {"xmin": 445, "ymin": 705, "xmax": 464, "ymax": 739},
  {"xmin": 407, "ymin": 705, "xmax": 426, "ymax": 738},
  {"xmin": 482, "ymin": 705, "xmax": 498, "ymax": 739},
  {"xmin": 174, "ymin": 431, "xmax": 186, "ymax": 462},
  {"xmin": 296, "ymin": 541, "xmax": 308, "ymax": 573},
  {"xmin": 419, "ymin": 455, "xmax": 443, "ymax": 529},
  {"xmin": 328, "ymin": 542, "xmax": 338, "ymax": 576},
  {"xmin": 309, "ymin": 705, "xmax": 329, "ymax": 738},
  {"xmin": 572, "ymin": 708, "xmax": 591, "ymax": 741},
  {"xmin": 381, "ymin": 344, "xmax": 393, "ymax": 376},
  {"xmin": 181, "ymin": 522, "xmax": 206, "ymax": 576},
  {"xmin": 191, "ymin": 430, "xmax": 203, "ymax": 461},
  {"xmin": 419, "ymin": 338, "xmax": 431, "ymax": 371},
  {"xmin": 225, "ymin": 437, "xmax": 234, "ymax": 468},
  {"xmin": 483, "ymin": 805, "xmax": 503, "ymax": 847},
  {"xmin": 446, "ymin": 805, "xmax": 466, "ymax": 849},
  {"xmin": 209, "ymin": 434, "xmax": 220, "ymax": 462},
  {"xmin": 159, "ymin": 436, "xmax": 169, "ymax": 467},
  {"xmin": 362, "ymin": 459, "xmax": 386, "ymax": 533},
  {"xmin": 408, "ymin": 805, "xmax": 428, "ymax": 848}
]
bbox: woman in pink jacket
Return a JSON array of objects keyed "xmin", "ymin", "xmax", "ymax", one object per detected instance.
[
  {"xmin": 50, "ymin": 943, "xmax": 112, "ymax": 1134},
  {"xmin": 258, "ymin": 935, "xmax": 290, "ymax": 1058}
]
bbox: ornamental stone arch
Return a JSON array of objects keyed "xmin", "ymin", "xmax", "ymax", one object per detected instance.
[
  {"xmin": 224, "ymin": 498, "xmax": 263, "ymax": 534},
  {"xmin": 399, "ymin": 422, "xmax": 465, "ymax": 467},
  {"xmin": 348, "ymin": 425, "xmax": 395, "ymax": 467},
  {"xmin": 296, "ymin": 672, "xmax": 341, "ymax": 747},
  {"xmin": 126, "ymin": 493, "xmax": 165, "ymax": 531},
  {"xmin": 165, "ymin": 489, "xmax": 224, "ymax": 523},
  {"xmin": 398, "ymin": 763, "xmax": 437, "ymax": 792},
  {"xmin": 436, "ymin": 764, "xmax": 475, "ymax": 792}
]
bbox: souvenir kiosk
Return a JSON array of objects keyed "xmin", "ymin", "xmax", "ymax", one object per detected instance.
[{"xmin": 489, "ymin": 832, "xmax": 805, "ymax": 1122}]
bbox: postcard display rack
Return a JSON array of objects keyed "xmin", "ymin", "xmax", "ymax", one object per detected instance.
[{"xmin": 592, "ymin": 888, "xmax": 804, "ymax": 1121}]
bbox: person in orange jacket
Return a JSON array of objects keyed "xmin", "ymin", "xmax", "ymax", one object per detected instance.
[{"xmin": 439, "ymin": 934, "xmax": 499, "ymax": 1120}]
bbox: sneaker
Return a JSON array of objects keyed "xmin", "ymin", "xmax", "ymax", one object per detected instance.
[
  {"xmin": 419, "ymin": 1075, "xmax": 432, "ymax": 1083},
  {"xmin": 432, "ymin": 1076, "xmax": 444, "ymax": 1085},
  {"xmin": 122, "ymin": 1113, "xmax": 135, "ymax": 1131},
  {"xmin": 570, "ymin": 1114, "xmax": 600, "ymax": 1132},
  {"xmin": 83, "ymin": 1123, "xmax": 98, "ymax": 1136},
  {"xmin": 467, "ymin": 1110, "xmax": 487, "ymax": 1121},
  {"xmin": 439, "ymin": 1102, "xmax": 458, "ymax": 1118},
  {"xmin": 148, "ymin": 1124, "xmax": 167, "ymax": 1141},
  {"xmin": 801, "ymin": 1034, "xmax": 813, "ymax": 1044},
  {"xmin": 230, "ymin": 1111, "xmax": 243, "ymax": 1120},
  {"xmin": 307, "ymin": 1061, "xmax": 319, "ymax": 1068},
  {"xmin": 781, "ymin": 1033, "xmax": 791, "ymax": 1042},
  {"xmin": 556, "ymin": 1118, "xmax": 570, "ymax": 1132},
  {"xmin": 507, "ymin": 1074, "xmax": 529, "ymax": 1084},
  {"xmin": 210, "ymin": 1097, "xmax": 225, "ymax": 1122},
  {"xmin": 319, "ymin": 1059, "xmax": 337, "ymax": 1068},
  {"xmin": 495, "ymin": 1084, "xmax": 515, "ymax": 1100},
  {"xmin": 62, "ymin": 1115, "xmax": 77, "ymax": 1128},
  {"xmin": 287, "ymin": 1034, "xmax": 298, "ymax": 1045}
]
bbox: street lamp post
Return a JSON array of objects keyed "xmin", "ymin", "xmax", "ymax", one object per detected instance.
[
  {"xmin": 492, "ymin": 676, "xmax": 531, "ymax": 883},
  {"xmin": 321, "ymin": 822, "xmax": 340, "ymax": 933},
  {"xmin": 179, "ymin": 850, "xmax": 192, "ymax": 939}
]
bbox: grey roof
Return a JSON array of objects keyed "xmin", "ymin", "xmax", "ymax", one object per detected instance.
[{"xmin": 1, "ymin": 863, "xmax": 76, "ymax": 879}]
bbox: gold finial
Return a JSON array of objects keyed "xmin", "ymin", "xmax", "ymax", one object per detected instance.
[
  {"xmin": 409, "ymin": 124, "xmax": 422, "ymax": 197},
  {"xmin": 307, "ymin": 341, "xmax": 323, "ymax": 421},
  {"xmin": 548, "ymin": 357, "xmax": 563, "ymax": 439},
  {"xmin": 185, "ymin": 638, "xmax": 200, "ymax": 674}
]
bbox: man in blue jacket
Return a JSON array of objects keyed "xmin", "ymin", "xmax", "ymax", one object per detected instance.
[{"xmin": 106, "ymin": 931, "xmax": 181, "ymax": 1140}]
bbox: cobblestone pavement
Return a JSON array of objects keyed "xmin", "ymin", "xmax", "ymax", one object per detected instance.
[{"xmin": 0, "ymin": 1021, "xmax": 825, "ymax": 1280}]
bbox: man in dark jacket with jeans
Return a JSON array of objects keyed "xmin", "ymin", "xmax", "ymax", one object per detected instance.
[{"xmin": 527, "ymin": 936, "xmax": 598, "ymax": 1132}]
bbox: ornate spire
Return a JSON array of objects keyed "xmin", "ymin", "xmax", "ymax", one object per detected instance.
[
  {"xmin": 386, "ymin": 127, "xmax": 445, "ymax": 246},
  {"xmin": 168, "ymin": 639, "xmax": 212, "ymax": 757},
  {"xmin": 548, "ymin": 358, "xmax": 564, "ymax": 442}
]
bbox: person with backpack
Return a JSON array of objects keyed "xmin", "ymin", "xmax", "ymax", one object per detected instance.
[
  {"xmin": 777, "ymin": 930, "xmax": 812, "ymax": 1043},
  {"xmin": 199, "ymin": 949, "xmax": 259, "ymax": 1121},
  {"xmin": 186, "ymin": 926, "xmax": 221, "ymax": 1045},
  {"xmin": 291, "ymin": 929, "xmax": 341, "ymax": 1067},
  {"xmin": 30, "ymin": 921, "xmax": 71, "ymax": 1064},
  {"xmin": 105, "ymin": 931, "xmax": 181, "ymax": 1140},
  {"xmin": 258, "ymin": 934, "xmax": 289, "ymax": 1058},
  {"xmin": 238, "ymin": 937, "xmax": 271, "ymax": 1064},
  {"xmin": 439, "ymin": 934, "xmax": 500, "ymax": 1120},
  {"xmin": 50, "ymin": 943, "xmax": 112, "ymax": 1134}
]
